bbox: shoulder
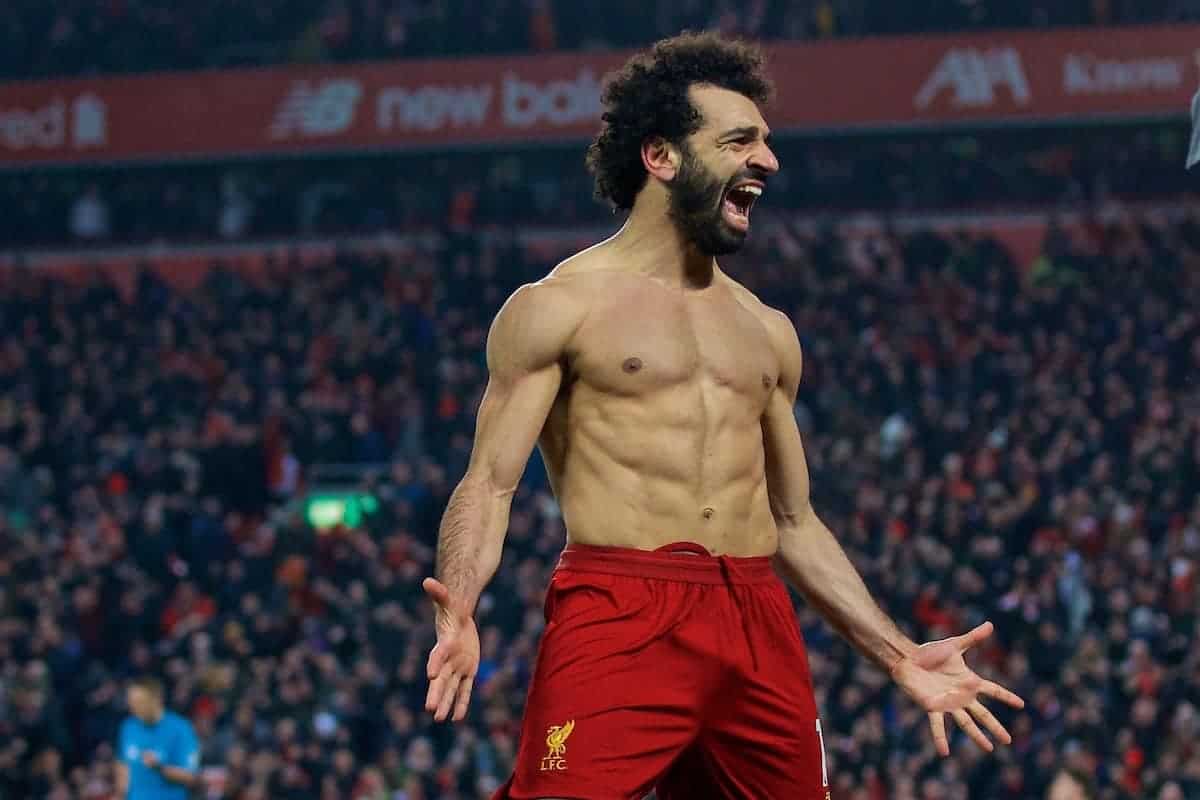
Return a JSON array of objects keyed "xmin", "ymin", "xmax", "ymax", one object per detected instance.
[
  {"xmin": 119, "ymin": 717, "xmax": 138, "ymax": 747},
  {"xmin": 486, "ymin": 251, "xmax": 612, "ymax": 369},
  {"xmin": 725, "ymin": 278, "xmax": 802, "ymax": 395},
  {"xmin": 726, "ymin": 280, "xmax": 801, "ymax": 367},
  {"xmin": 166, "ymin": 712, "xmax": 195, "ymax": 734},
  {"xmin": 486, "ymin": 278, "xmax": 582, "ymax": 376},
  {"xmin": 492, "ymin": 275, "xmax": 587, "ymax": 325},
  {"xmin": 497, "ymin": 241, "xmax": 619, "ymax": 320}
]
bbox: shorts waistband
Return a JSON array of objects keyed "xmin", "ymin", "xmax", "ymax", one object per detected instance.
[{"xmin": 556, "ymin": 541, "xmax": 777, "ymax": 584}]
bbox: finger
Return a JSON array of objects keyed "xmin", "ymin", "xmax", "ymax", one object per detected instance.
[
  {"xmin": 425, "ymin": 658, "xmax": 456, "ymax": 712},
  {"xmin": 933, "ymin": 685, "xmax": 978, "ymax": 713},
  {"xmin": 426, "ymin": 642, "xmax": 447, "ymax": 679},
  {"xmin": 952, "ymin": 708, "xmax": 993, "ymax": 753},
  {"xmin": 955, "ymin": 621, "xmax": 994, "ymax": 651},
  {"xmin": 979, "ymin": 679, "xmax": 1025, "ymax": 709},
  {"xmin": 425, "ymin": 670, "xmax": 447, "ymax": 713},
  {"xmin": 928, "ymin": 711, "xmax": 949, "ymax": 757},
  {"xmin": 452, "ymin": 675, "xmax": 475, "ymax": 722},
  {"xmin": 435, "ymin": 674, "xmax": 462, "ymax": 722},
  {"xmin": 423, "ymin": 577, "xmax": 450, "ymax": 607},
  {"xmin": 968, "ymin": 701, "xmax": 1012, "ymax": 746}
]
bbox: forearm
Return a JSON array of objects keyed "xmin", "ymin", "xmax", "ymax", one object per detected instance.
[
  {"xmin": 434, "ymin": 473, "xmax": 512, "ymax": 619},
  {"xmin": 158, "ymin": 766, "xmax": 196, "ymax": 787},
  {"xmin": 115, "ymin": 765, "xmax": 129, "ymax": 797},
  {"xmin": 773, "ymin": 507, "xmax": 916, "ymax": 673}
]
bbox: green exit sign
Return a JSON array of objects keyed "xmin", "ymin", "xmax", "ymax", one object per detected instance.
[{"xmin": 303, "ymin": 491, "xmax": 380, "ymax": 531}]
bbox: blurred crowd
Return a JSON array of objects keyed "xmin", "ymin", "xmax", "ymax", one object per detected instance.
[
  {"xmin": 2, "ymin": 0, "xmax": 1199, "ymax": 80},
  {"xmin": 1, "ymin": 122, "xmax": 1194, "ymax": 249},
  {"xmin": 0, "ymin": 204, "xmax": 1198, "ymax": 800}
]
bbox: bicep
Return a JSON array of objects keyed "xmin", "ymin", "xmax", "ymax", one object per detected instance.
[
  {"xmin": 468, "ymin": 364, "xmax": 562, "ymax": 493},
  {"xmin": 761, "ymin": 309, "xmax": 811, "ymax": 528},
  {"xmin": 467, "ymin": 282, "xmax": 573, "ymax": 492}
]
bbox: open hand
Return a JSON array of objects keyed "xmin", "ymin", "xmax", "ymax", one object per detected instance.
[
  {"xmin": 422, "ymin": 577, "xmax": 480, "ymax": 722},
  {"xmin": 891, "ymin": 621, "xmax": 1026, "ymax": 757}
]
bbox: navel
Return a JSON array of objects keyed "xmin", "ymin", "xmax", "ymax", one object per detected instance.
[
  {"xmin": 762, "ymin": 373, "xmax": 773, "ymax": 389},
  {"xmin": 702, "ymin": 507, "xmax": 715, "ymax": 520},
  {"xmin": 622, "ymin": 357, "xmax": 643, "ymax": 373}
]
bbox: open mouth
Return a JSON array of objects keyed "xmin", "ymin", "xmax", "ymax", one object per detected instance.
[{"xmin": 722, "ymin": 182, "xmax": 762, "ymax": 230}]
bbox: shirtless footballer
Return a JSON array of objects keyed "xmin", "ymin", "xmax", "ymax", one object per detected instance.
[{"xmin": 422, "ymin": 32, "xmax": 1025, "ymax": 800}]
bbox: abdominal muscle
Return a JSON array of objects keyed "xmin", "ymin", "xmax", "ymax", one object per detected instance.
[{"xmin": 539, "ymin": 384, "xmax": 780, "ymax": 558}]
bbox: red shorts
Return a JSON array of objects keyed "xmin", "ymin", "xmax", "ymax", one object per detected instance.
[{"xmin": 494, "ymin": 542, "xmax": 831, "ymax": 800}]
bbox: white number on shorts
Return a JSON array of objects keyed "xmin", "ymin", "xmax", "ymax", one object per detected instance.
[{"xmin": 816, "ymin": 718, "xmax": 829, "ymax": 787}]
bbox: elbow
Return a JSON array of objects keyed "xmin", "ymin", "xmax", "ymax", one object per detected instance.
[
  {"xmin": 462, "ymin": 463, "xmax": 519, "ymax": 500},
  {"xmin": 772, "ymin": 510, "xmax": 804, "ymax": 530},
  {"xmin": 772, "ymin": 501, "xmax": 818, "ymax": 561},
  {"xmin": 771, "ymin": 498, "xmax": 814, "ymax": 533}
]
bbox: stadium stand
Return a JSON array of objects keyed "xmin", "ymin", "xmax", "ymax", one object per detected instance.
[
  {"xmin": 1, "ymin": 122, "xmax": 1194, "ymax": 248},
  {"xmin": 3, "ymin": 4, "xmax": 1200, "ymax": 800},
  {"xmin": 0, "ymin": 207, "xmax": 1198, "ymax": 798},
  {"xmin": 2, "ymin": 0, "xmax": 1199, "ymax": 79}
]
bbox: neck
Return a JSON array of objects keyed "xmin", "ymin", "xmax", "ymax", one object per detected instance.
[
  {"xmin": 612, "ymin": 189, "xmax": 716, "ymax": 289},
  {"xmin": 145, "ymin": 708, "xmax": 164, "ymax": 724}
]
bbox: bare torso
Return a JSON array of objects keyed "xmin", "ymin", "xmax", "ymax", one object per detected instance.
[{"xmin": 535, "ymin": 249, "xmax": 785, "ymax": 557}]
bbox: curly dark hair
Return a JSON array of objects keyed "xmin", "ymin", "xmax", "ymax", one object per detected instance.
[{"xmin": 586, "ymin": 32, "xmax": 774, "ymax": 211}]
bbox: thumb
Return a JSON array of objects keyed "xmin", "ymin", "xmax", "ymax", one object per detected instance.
[
  {"xmin": 423, "ymin": 577, "xmax": 451, "ymax": 608},
  {"xmin": 954, "ymin": 621, "xmax": 994, "ymax": 652}
]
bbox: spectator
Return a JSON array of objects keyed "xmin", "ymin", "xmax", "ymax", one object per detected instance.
[
  {"xmin": 0, "ymin": 0, "xmax": 1196, "ymax": 80},
  {"xmin": 1047, "ymin": 767, "xmax": 1095, "ymax": 800},
  {"xmin": 0, "ymin": 121, "xmax": 1192, "ymax": 249},
  {"xmin": 217, "ymin": 175, "xmax": 254, "ymax": 241},
  {"xmin": 68, "ymin": 184, "xmax": 110, "ymax": 241},
  {"xmin": 0, "ymin": 208, "xmax": 1198, "ymax": 798},
  {"xmin": 115, "ymin": 676, "xmax": 200, "ymax": 800}
]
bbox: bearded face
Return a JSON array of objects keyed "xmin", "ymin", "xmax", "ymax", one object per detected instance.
[{"xmin": 667, "ymin": 139, "xmax": 766, "ymax": 256}]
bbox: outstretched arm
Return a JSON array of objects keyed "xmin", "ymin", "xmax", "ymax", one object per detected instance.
[
  {"xmin": 760, "ymin": 310, "xmax": 916, "ymax": 671},
  {"xmin": 759, "ymin": 310, "xmax": 1023, "ymax": 756},
  {"xmin": 424, "ymin": 280, "xmax": 581, "ymax": 721}
]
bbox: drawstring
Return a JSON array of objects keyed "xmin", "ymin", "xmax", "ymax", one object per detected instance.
[
  {"xmin": 653, "ymin": 542, "xmax": 761, "ymax": 672},
  {"xmin": 717, "ymin": 554, "xmax": 760, "ymax": 672}
]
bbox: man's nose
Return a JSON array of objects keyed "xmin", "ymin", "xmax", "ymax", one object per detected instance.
[{"xmin": 750, "ymin": 143, "xmax": 780, "ymax": 174}]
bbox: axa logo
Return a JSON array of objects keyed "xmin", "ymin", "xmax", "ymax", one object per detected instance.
[
  {"xmin": 269, "ymin": 79, "xmax": 363, "ymax": 139},
  {"xmin": 915, "ymin": 47, "xmax": 1031, "ymax": 110},
  {"xmin": 539, "ymin": 719, "xmax": 574, "ymax": 771}
]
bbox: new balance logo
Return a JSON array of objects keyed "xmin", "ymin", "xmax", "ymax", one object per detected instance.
[
  {"xmin": 269, "ymin": 80, "xmax": 363, "ymax": 139},
  {"xmin": 915, "ymin": 47, "xmax": 1031, "ymax": 110}
]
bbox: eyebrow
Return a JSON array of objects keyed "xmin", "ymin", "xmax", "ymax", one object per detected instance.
[{"xmin": 718, "ymin": 126, "xmax": 772, "ymax": 145}]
